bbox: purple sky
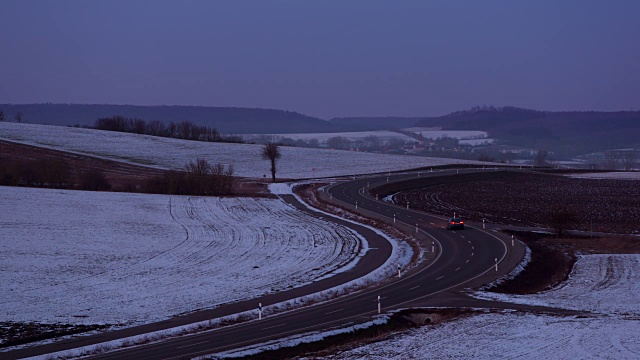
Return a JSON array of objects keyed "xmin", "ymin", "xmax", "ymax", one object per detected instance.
[{"xmin": 1, "ymin": 0, "xmax": 638, "ymax": 119}]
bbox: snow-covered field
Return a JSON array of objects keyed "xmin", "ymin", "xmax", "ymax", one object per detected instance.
[
  {"xmin": 459, "ymin": 138, "xmax": 495, "ymax": 145},
  {"xmin": 0, "ymin": 186, "xmax": 362, "ymax": 326},
  {"xmin": 326, "ymin": 312, "xmax": 640, "ymax": 360},
  {"xmin": 401, "ymin": 127, "xmax": 489, "ymax": 140},
  {"xmin": 568, "ymin": 172, "xmax": 640, "ymax": 180},
  {"xmin": 323, "ymin": 255, "xmax": 640, "ymax": 359},
  {"xmin": 0, "ymin": 122, "xmax": 491, "ymax": 179},
  {"xmin": 242, "ymin": 130, "xmax": 418, "ymax": 144},
  {"xmin": 473, "ymin": 254, "xmax": 640, "ymax": 315}
]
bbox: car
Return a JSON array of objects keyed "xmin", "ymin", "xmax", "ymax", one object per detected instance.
[{"xmin": 447, "ymin": 217, "xmax": 465, "ymax": 230}]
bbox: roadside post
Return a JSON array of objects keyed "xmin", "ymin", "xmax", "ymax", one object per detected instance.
[
  {"xmin": 355, "ymin": 201, "xmax": 358, "ymax": 210},
  {"xmin": 397, "ymin": 264, "xmax": 401, "ymax": 278},
  {"xmin": 482, "ymin": 219, "xmax": 485, "ymax": 229},
  {"xmin": 258, "ymin": 303, "xmax": 262, "ymax": 320},
  {"xmin": 416, "ymin": 223, "xmax": 418, "ymax": 233},
  {"xmin": 377, "ymin": 295, "xmax": 381, "ymax": 314},
  {"xmin": 393, "ymin": 214, "xmax": 396, "ymax": 223},
  {"xmin": 494, "ymin": 258, "xmax": 498, "ymax": 272},
  {"xmin": 511, "ymin": 235, "xmax": 514, "ymax": 247},
  {"xmin": 432, "ymin": 241, "xmax": 435, "ymax": 253}
]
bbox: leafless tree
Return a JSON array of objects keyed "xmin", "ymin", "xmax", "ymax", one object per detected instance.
[
  {"xmin": 534, "ymin": 150, "xmax": 548, "ymax": 167},
  {"xmin": 14, "ymin": 112, "xmax": 23, "ymax": 123},
  {"xmin": 622, "ymin": 151, "xmax": 638, "ymax": 171},
  {"xmin": 363, "ymin": 135, "xmax": 382, "ymax": 150},
  {"xmin": 0, "ymin": 110, "xmax": 5, "ymax": 122},
  {"xmin": 326, "ymin": 136, "xmax": 349, "ymax": 150},
  {"xmin": 547, "ymin": 205, "xmax": 578, "ymax": 237},
  {"xmin": 80, "ymin": 169, "xmax": 111, "ymax": 191},
  {"xmin": 603, "ymin": 150, "xmax": 623, "ymax": 170},
  {"xmin": 262, "ymin": 142, "xmax": 281, "ymax": 182},
  {"xmin": 145, "ymin": 120, "xmax": 167, "ymax": 136}
]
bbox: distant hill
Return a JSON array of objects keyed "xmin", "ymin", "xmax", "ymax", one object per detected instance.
[
  {"xmin": 416, "ymin": 106, "xmax": 640, "ymax": 157},
  {"xmin": 0, "ymin": 104, "xmax": 352, "ymax": 134},
  {"xmin": 328, "ymin": 117, "xmax": 423, "ymax": 131}
]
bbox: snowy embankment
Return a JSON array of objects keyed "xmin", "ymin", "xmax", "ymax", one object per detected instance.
[
  {"xmin": 325, "ymin": 312, "xmax": 640, "ymax": 360},
  {"xmin": 0, "ymin": 186, "xmax": 362, "ymax": 326},
  {"xmin": 568, "ymin": 172, "xmax": 640, "ymax": 180},
  {"xmin": 0, "ymin": 122, "xmax": 491, "ymax": 179},
  {"xmin": 473, "ymin": 254, "xmax": 640, "ymax": 315},
  {"xmin": 322, "ymin": 255, "xmax": 640, "ymax": 360}
]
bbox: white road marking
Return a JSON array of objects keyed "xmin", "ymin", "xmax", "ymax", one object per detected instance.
[
  {"xmin": 263, "ymin": 324, "xmax": 286, "ymax": 330},
  {"xmin": 455, "ymin": 267, "xmax": 461, "ymax": 271},
  {"xmin": 436, "ymin": 276, "xmax": 444, "ymax": 280},
  {"xmin": 466, "ymin": 259, "xmax": 470, "ymax": 263},
  {"xmin": 460, "ymin": 235, "xmax": 465, "ymax": 238},
  {"xmin": 472, "ymin": 246, "xmax": 474, "ymax": 250},
  {"xmin": 409, "ymin": 285, "xmax": 420, "ymax": 291},
  {"xmin": 325, "ymin": 309, "xmax": 344, "ymax": 315},
  {"xmin": 430, "ymin": 222, "xmax": 435, "ymax": 225},
  {"xmin": 471, "ymin": 252, "xmax": 474, "ymax": 256}
]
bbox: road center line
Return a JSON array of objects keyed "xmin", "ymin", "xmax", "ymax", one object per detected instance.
[
  {"xmin": 325, "ymin": 309, "xmax": 344, "ymax": 315},
  {"xmin": 409, "ymin": 285, "xmax": 420, "ymax": 290},
  {"xmin": 466, "ymin": 259, "xmax": 470, "ymax": 263},
  {"xmin": 455, "ymin": 267, "xmax": 461, "ymax": 271},
  {"xmin": 471, "ymin": 252, "xmax": 474, "ymax": 256},
  {"xmin": 263, "ymin": 324, "xmax": 286, "ymax": 330},
  {"xmin": 436, "ymin": 276, "xmax": 444, "ymax": 280}
]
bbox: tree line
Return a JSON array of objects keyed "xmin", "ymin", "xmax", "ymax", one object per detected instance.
[
  {"xmin": 0, "ymin": 157, "xmax": 111, "ymax": 191},
  {"xmin": 94, "ymin": 116, "xmax": 243, "ymax": 143},
  {"xmin": 145, "ymin": 159, "xmax": 235, "ymax": 195},
  {"xmin": 0, "ymin": 157, "xmax": 236, "ymax": 196}
]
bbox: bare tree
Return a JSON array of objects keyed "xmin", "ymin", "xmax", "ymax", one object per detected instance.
[
  {"xmin": 262, "ymin": 142, "xmax": 281, "ymax": 182},
  {"xmin": 326, "ymin": 136, "xmax": 349, "ymax": 150},
  {"xmin": 363, "ymin": 135, "xmax": 382, "ymax": 151},
  {"xmin": 622, "ymin": 151, "xmax": 638, "ymax": 171},
  {"xmin": 14, "ymin": 112, "xmax": 23, "ymax": 123},
  {"xmin": 534, "ymin": 150, "xmax": 548, "ymax": 167},
  {"xmin": 80, "ymin": 169, "xmax": 111, "ymax": 191},
  {"xmin": 0, "ymin": 110, "xmax": 5, "ymax": 122},
  {"xmin": 603, "ymin": 150, "xmax": 623, "ymax": 170},
  {"xmin": 547, "ymin": 205, "xmax": 578, "ymax": 237}
]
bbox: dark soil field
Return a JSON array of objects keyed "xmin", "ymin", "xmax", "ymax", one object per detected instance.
[{"xmin": 391, "ymin": 170, "xmax": 640, "ymax": 234}]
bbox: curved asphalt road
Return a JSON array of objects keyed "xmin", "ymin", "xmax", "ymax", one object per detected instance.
[{"xmin": 8, "ymin": 169, "xmax": 516, "ymax": 360}]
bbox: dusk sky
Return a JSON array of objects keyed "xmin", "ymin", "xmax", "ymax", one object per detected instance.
[{"xmin": 1, "ymin": 0, "xmax": 638, "ymax": 119}]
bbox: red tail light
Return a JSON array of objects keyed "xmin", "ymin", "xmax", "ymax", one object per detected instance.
[{"xmin": 460, "ymin": 221, "xmax": 464, "ymax": 224}]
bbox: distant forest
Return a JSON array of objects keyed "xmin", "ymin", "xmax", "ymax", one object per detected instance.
[
  {"xmin": 1, "ymin": 104, "xmax": 639, "ymax": 157},
  {"xmin": 415, "ymin": 106, "xmax": 640, "ymax": 157},
  {"xmin": 0, "ymin": 104, "xmax": 352, "ymax": 134}
]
